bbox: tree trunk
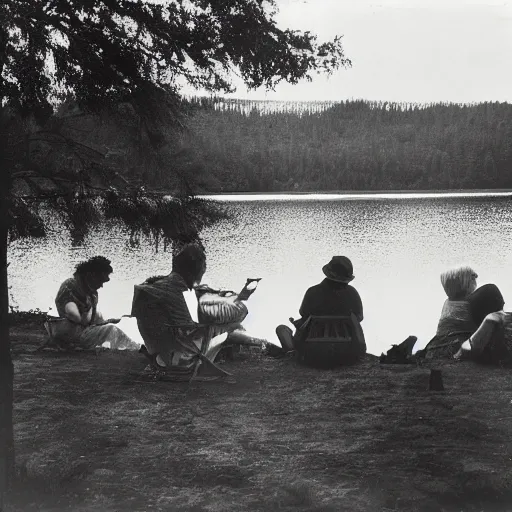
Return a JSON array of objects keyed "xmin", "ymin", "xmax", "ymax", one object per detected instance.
[
  {"xmin": 0, "ymin": 114, "xmax": 14, "ymax": 502},
  {"xmin": 0, "ymin": 208, "xmax": 13, "ymax": 504}
]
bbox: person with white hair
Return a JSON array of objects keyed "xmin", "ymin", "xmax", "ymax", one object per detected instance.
[{"xmin": 423, "ymin": 265, "xmax": 479, "ymax": 359}]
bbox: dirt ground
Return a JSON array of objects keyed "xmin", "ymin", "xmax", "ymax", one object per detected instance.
[{"xmin": 5, "ymin": 321, "xmax": 512, "ymax": 512}]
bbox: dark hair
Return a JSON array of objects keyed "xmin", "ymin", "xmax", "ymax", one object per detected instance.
[
  {"xmin": 468, "ymin": 283, "xmax": 505, "ymax": 325},
  {"xmin": 172, "ymin": 243, "xmax": 206, "ymax": 288},
  {"xmin": 75, "ymin": 256, "xmax": 113, "ymax": 276}
]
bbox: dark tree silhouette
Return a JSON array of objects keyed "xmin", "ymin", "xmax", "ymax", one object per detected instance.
[{"xmin": 0, "ymin": 0, "xmax": 350, "ymax": 498}]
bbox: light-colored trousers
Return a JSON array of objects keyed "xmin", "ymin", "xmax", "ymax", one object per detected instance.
[{"xmin": 46, "ymin": 318, "xmax": 139, "ymax": 350}]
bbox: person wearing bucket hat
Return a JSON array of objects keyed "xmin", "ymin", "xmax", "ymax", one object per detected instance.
[
  {"xmin": 321, "ymin": 256, "xmax": 355, "ymax": 283},
  {"xmin": 275, "ymin": 256, "xmax": 363, "ymax": 353}
]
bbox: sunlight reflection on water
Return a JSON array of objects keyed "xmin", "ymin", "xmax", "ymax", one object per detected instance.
[
  {"xmin": 9, "ymin": 193, "xmax": 512, "ymax": 355},
  {"xmin": 200, "ymin": 191, "xmax": 512, "ymax": 201}
]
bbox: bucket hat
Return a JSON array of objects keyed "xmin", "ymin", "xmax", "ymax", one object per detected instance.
[{"xmin": 322, "ymin": 256, "xmax": 355, "ymax": 283}]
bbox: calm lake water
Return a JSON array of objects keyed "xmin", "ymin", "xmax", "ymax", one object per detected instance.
[{"xmin": 8, "ymin": 192, "xmax": 512, "ymax": 355}]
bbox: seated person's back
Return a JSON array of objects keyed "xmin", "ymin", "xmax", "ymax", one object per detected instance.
[
  {"xmin": 424, "ymin": 265, "xmax": 479, "ymax": 358},
  {"xmin": 296, "ymin": 275, "xmax": 363, "ymax": 328},
  {"xmin": 132, "ymin": 243, "xmax": 254, "ymax": 368},
  {"xmin": 276, "ymin": 256, "xmax": 365, "ymax": 364},
  {"xmin": 457, "ymin": 283, "xmax": 512, "ymax": 363}
]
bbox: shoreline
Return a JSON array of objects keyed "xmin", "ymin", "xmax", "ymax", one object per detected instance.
[{"xmin": 199, "ymin": 188, "xmax": 512, "ymax": 198}]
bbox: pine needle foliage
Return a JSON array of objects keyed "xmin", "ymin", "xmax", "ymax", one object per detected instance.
[{"xmin": 1, "ymin": 0, "xmax": 350, "ymax": 247}]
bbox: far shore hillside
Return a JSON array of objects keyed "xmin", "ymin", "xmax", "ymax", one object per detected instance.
[{"xmin": 48, "ymin": 98, "xmax": 512, "ymax": 195}]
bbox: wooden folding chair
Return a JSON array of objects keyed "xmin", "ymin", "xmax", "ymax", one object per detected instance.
[{"xmin": 138, "ymin": 322, "xmax": 234, "ymax": 382}]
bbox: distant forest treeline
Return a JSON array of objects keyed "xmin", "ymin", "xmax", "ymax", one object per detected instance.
[
  {"xmin": 178, "ymin": 98, "xmax": 512, "ymax": 192},
  {"xmin": 42, "ymin": 98, "xmax": 512, "ymax": 194}
]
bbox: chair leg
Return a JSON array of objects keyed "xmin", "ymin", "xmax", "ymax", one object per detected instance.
[
  {"xmin": 174, "ymin": 338, "xmax": 233, "ymax": 381},
  {"xmin": 187, "ymin": 359, "xmax": 234, "ymax": 383}
]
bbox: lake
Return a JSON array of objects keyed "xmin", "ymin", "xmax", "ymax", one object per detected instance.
[{"xmin": 8, "ymin": 191, "xmax": 512, "ymax": 356}]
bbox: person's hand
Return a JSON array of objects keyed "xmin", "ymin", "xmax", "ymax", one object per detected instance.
[
  {"xmin": 237, "ymin": 278, "xmax": 261, "ymax": 301},
  {"xmin": 72, "ymin": 316, "xmax": 89, "ymax": 327},
  {"xmin": 453, "ymin": 340, "xmax": 472, "ymax": 360}
]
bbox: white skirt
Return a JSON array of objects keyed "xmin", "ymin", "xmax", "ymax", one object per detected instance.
[{"xmin": 45, "ymin": 318, "xmax": 139, "ymax": 350}]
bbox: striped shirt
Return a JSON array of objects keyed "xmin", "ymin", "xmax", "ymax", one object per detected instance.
[{"xmin": 55, "ymin": 276, "xmax": 98, "ymax": 317}]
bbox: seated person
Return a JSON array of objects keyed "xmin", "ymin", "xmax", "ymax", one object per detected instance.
[
  {"xmin": 423, "ymin": 266, "xmax": 479, "ymax": 359},
  {"xmin": 49, "ymin": 256, "xmax": 138, "ymax": 350},
  {"xmin": 275, "ymin": 256, "xmax": 365, "ymax": 361},
  {"xmin": 132, "ymin": 243, "xmax": 253, "ymax": 371},
  {"xmin": 454, "ymin": 283, "xmax": 512, "ymax": 364}
]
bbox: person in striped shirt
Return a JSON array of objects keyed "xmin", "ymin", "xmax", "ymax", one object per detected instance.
[{"xmin": 50, "ymin": 256, "xmax": 138, "ymax": 350}]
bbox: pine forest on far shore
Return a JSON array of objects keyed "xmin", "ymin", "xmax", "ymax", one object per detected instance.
[
  {"xmin": 48, "ymin": 97, "xmax": 512, "ymax": 194},
  {"xmin": 183, "ymin": 98, "xmax": 512, "ymax": 193}
]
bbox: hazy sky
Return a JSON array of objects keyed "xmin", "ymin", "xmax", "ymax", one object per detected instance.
[{"xmin": 181, "ymin": 0, "xmax": 512, "ymax": 104}]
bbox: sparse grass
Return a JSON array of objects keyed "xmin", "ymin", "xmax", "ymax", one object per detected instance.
[{"xmin": 6, "ymin": 321, "xmax": 512, "ymax": 511}]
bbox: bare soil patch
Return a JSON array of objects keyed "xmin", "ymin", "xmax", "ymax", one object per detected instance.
[{"xmin": 5, "ymin": 322, "xmax": 512, "ymax": 511}]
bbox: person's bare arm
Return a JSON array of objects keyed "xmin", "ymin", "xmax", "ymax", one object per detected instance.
[
  {"xmin": 63, "ymin": 302, "xmax": 90, "ymax": 326},
  {"xmin": 90, "ymin": 310, "xmax": 123, "ymax": 326}
]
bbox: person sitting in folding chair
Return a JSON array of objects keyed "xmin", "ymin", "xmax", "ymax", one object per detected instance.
[
  {"xmin": 132, "ymin": 243, "xmax": 259, "ymax": 379},
  {"xmin": 45, "ymin": 256, "xmax": 138, "ymax": 351},
  {"xmin": 275, "ymin": 256, "xmax": 366, "ymax": 365}
]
